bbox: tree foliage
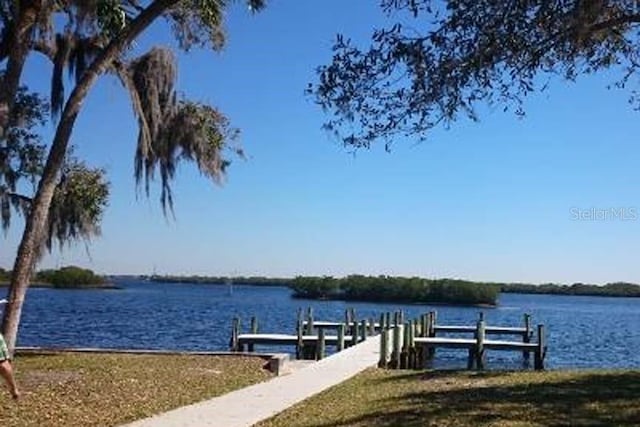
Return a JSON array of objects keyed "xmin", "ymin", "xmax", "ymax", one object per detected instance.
[
  {"xmin": 35, "ymin": 265, "xmax": 106, "ymax": 288},
  {"xmin": 0, "ymin": 267, "xmax": 9, "ymax": 282},
  {"xmin": 150, "ymin": 274, "xmax": 290, "ymax": 286},
  {"xmin": 1, "ymin": 1, "xmax": 265, "ymax": 210},
  {"xmin": 291, "ymin": 275, "xmax": 500, "ymax": 306},
  {"xmin": 115, "ymin": 47, "xmax": 241, "ymax": 210},
  {"xmin": 0, "ymin": 85, "xmax": 47, "ymax": 231},
  {"xmin": 0, "ymin": 82, "xmax": 109, "ymax": 251},
  {"xmin": 0, "ymin": 0, "xmax": 267, "ymax": 352},
  {"xmin": 46, "ymin": 158, "xmax": 109, "ymax": 251},
  {"xmin": 310, "ymin": 0, "xmax": 640, "ymax": 149},
  {"xmin": 0, "ymin": 0, "xmax": 265, "ymax": 238},
  {"xmin": 501, "ymin": 281, "xmax": 640, "ymax": 298}
]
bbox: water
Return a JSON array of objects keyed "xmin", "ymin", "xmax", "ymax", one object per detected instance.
[{"xmin": 12, "ymin": 279, "xmax": 640, "ymax": 369}]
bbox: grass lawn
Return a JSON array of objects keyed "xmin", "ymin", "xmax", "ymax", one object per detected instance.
[
  {"xmin": 0, "ymin": 352, "xmax": 273, "ymax": 427},
  {"xmin": 258, "ymin": 368, "xmax": 640, "ymax": 427}
]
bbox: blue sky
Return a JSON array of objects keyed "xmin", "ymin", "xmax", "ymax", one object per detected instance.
[{"xmin": 2, "ymin": 1, "xmax": 639, "ymax": 284}]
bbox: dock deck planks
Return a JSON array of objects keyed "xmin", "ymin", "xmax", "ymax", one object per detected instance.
[
  {"xmin": 434, "ymin": 325, "xmax": 528, "ymax": 335},
  {"xmin": 413, "ymin": 337, "xmax": 538, "ymax": 352},
  {"xmin": 237, "ymin": 333, "xmax": 353, "ymax": 346}
]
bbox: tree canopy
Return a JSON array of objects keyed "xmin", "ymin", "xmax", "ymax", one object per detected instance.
[
  {"xmin": 36, "ymin": 265, "xmax": 107, "ymax": 288},
  {"xmin": 0, "ymin": 80, "xmax": 109, "ymax": 251},
  {"xmin": 310, "ymin": 0, "xmax": 640, "ymax": 149},
  {"xmin": 0, "ymin": 0, "xmax": 266, "ymax": 352},
  {"xmin": 1, "ymin": 1, "xmax": 264, "ymax": 211}
]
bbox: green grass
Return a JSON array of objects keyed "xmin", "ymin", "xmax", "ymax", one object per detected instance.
[
  {"xmin": 258, "ymin": 368, "xmax": 640, "ymax": 427},
  {"xmin": 0, "ymin": 352, "xmax": 273, "ymax": 427}
]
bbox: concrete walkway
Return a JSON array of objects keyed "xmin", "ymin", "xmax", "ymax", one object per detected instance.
[{"xmin": 123, "ymin": 336, "xmax": 380, "ymax": 427}]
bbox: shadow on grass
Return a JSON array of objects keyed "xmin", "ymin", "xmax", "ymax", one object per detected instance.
[
  {"xmin": 14, "ymin": 353, "xmax": 61, "ymax": 360},
  {"xmin": 371, "ymin": 369, "xmax": 513, "ymax": 384},
  {"xmin": 319, "ymin": 371, "xmax": 640, "ymax": 427}
]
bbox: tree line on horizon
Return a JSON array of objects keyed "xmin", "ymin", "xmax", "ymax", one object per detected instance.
[
  {"xmin": 148, "ymin": 273, "xmax": 640, "ymax": 300},
  {"xmin": 290, "ymin": 275, "xmax": 500, "ymax": 306},
  {"xmin": 1, "ymin": 265, "xmax": 106, "ymax": 288},
  {"xmin": 148, "ymin": 275, "xmax": 289, "ymax": 286},
  {"xmin": 500, "ymin": 282, "xmax": 640, "ymax": 298}
]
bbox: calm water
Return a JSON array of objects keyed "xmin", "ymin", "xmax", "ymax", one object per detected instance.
[{"xmin": 11, "ymin": 279, "xmax": 640, "ymax": 369}]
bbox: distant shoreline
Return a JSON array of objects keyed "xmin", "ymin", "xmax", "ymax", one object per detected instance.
[
  {"xmin": 147, "ymin": 275, "xmax": 640, "ymax": 300},
  {"xmin": 500, "ymin": 289, "xmax": 640, "ymax": 298},
  {"xmin": 291, "ymin": 294, "xmax": 497, "ymax": 308},
  {"xmin": 0, "ymin": 281, "xmax": 121, "ymax": 290},
  {"xmin": 1, "ymin": 266, "xmax": 120, "ymax": 290},
  {"xmin": 147, "ymin": 276, "xmax": 289, "ymax": 287}
]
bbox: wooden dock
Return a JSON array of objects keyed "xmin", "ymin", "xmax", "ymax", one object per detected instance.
[
  {"xmin": 379, "ymin": 311, "xmax": 547, "ymax": 370},
  {"xmin": 229, "ymin": 308, "xmax": 378, "ymax": 360},
  {"xmin": 302, "ymin": 321, "xmax": 381, "ymax": 330},
  {"xmin": 236, "ymin": 334, "xmax": 354, "ymax": 348},
  {"xmin": 434, "ymin": 325, "xmax": 527, "ymax": 335},
  {"xmin": 229, "ymin": 309, "xmax": 547, "ymax": 370}
]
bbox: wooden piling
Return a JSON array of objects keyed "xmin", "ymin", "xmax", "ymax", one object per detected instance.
[
  {"xmin": 392, "ymin": 322, "xmax": 402, "ymax": 369},
  {"xmin": 317, "ymin": 328, "xmax": 326, "ymax": 360},
  {"xmin": 369, "ymin": 317, "xmax": 376, "ymax": 336},
  {"xmin": 475, "ymin": 319, "xmax": 486, "ymax": 370},
  {"xmin": 305, "ymin": 307, "xmax": 314, "ymax": 335},
  {"xmin": 422, "ymin": 313, "xmax": 432, "ymax": 363},
  {"xmin": 428, "ymin": 311, "xmax": 437, "ymax": 358},
  {"xmin": 523, "ymin": 313, "xmax": 531, "ymax": 363},
  {"xmin": 425, "ymin": 313, "xmax": 432, "ymax": 338},
  {"xmin": 345, "ymin": 309, "xmax": 353, "ymax": 337},
  {"xmin": 337, "ymin": 323, "xmax": 345, "ymax": 352},
  {"xmin": 431, "ymin": 311, "xmax": 437, "ymax": 335},
  {"xmin": 416, "ymin": 316, "xmax": 424, "ymax": 367},
  {"xmin": 349, "ymin": 308, "xmax": 356, "ymax": 335},
  {"xmin": 229, "ymin": 317, "xmax": 240, "ymax": 351},
  {"xmin": 303, "ymin": 308, "xmax": 315, "ymax": 358},
  {"xmin": 379, "ymin": 313, "xmax": 386, "ymax": 333},
  {"xmin": 379, "ymin": 328, "xmax": 389, "ymax": 368},
  {"xmin": 352, "ymin": 321, "xmax": 360, "ymax": 347},
  {"xmin": 418, "ymin": 314, "xmax": 425, "ymax": 337},
  {"xmin": 535, "ymin": 324, "xmax": 545, "ymax": 370},
  {"xmin": 399, "ymin": 321, "xmax": 410, "ymax": 369},
  {"xmin": 296, "ymin": 316, "xmax": 304, "ymax": 360},
  {"xmin": 361, "ymin": 319, "xmax": 368, "ymax": 341},
  {"xmin": 248, "ymin": 316, "xmax": 258, "ymax": 352},
  {"xmin": 409, "ymin": 320, "xmax": 417, "ymax": 369}
]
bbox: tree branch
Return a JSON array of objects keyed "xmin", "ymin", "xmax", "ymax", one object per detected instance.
[
  {"xmin": 588, "ymin": 14, "xmax": 640, "ymax": 33},
  {"xmin": 30, "ymin": 38, "xmax": 56, "ymax": 61},
  {"xmin": 6, "ymin": 192, "xmax": 32, "ymax": 204}
]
